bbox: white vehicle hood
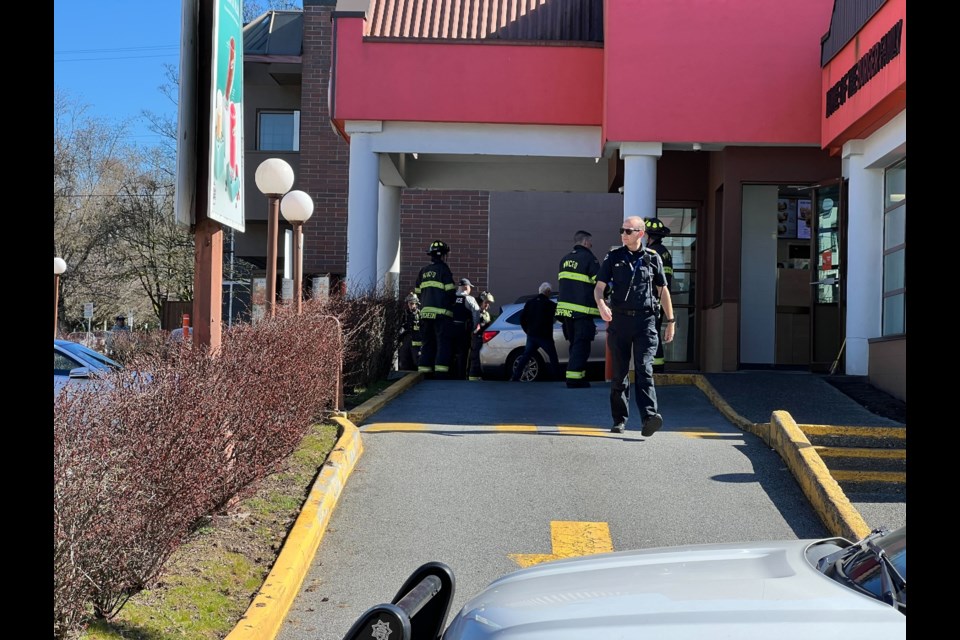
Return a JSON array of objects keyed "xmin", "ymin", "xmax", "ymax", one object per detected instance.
[{"xmin": 443, "ymin": 540, "xmax": 905, "ymax": 640}]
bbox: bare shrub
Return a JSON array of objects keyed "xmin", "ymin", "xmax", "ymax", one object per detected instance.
[{"xmin": 53, "ymin": 309, "xmax": 344, "ymax": 637}]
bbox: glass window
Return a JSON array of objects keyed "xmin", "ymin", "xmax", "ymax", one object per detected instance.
[
  {"xmin": 883, "ymin": 293, "xmax": 905, "ymax": 335},
  {"xmin": 883, "ymin": 250, "xmax": 905, "ymax": 292},
  {"xmin": 657, "ymin": 207, "xmax": 697, "ymax": 366},
  {"xmin": 258, "ymin": 111, "xmax": 300, "ymax": 151},
  {"xmin": 882, "ymin": 158, "xmax": 906, "ymax": 336}
]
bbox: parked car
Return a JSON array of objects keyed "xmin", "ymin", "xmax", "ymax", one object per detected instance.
[
  {"xmin": 54, "ymin": 338, "xmax": 123, "ymax": 396},
  {"xmin": 478, "ymin": 300, "xmax": 607, "ymax": 381},
  {"xmin": 343, "ymin": 526, "xmax": 906, "ymax": 640}
]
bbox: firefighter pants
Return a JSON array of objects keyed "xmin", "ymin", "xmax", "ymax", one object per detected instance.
[
  {"xmin": 418, "ymin": 315, "xmax": 452, "ymax": 378},
  {"xmin": 561, "ymin": 317, "xmax": 596, "ymax": 385}
]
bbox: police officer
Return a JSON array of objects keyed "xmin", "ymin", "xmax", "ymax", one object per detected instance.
[
  {"xmin": 594, "ymin": 216, "xmax": 675, "ymax": 436},
  {"xmin": 555, "ymin": 230, "xmax": 601, "ymax": 388},
  {"xmin": 644, "ymin": 218, "xmax": 674, "ymax": 373},
  {"xmin": 415, "ymin": 241, "xmax": 456, "ymax": 378},
  {"xmin": 451, "ymin": 278, "xmax": 481, "ymax": 379},
  {"xmin": 467, "ymin": 291, "xmax": 495, "ymax": 381},
  {"xmin": 397, "ymin": 292, "xmax": 422, "ymax": 371}
]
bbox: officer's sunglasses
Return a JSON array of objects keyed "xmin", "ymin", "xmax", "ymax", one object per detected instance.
[{"xmin": 619, "ymin": 227, "xmax": 643, "ymax": 235}]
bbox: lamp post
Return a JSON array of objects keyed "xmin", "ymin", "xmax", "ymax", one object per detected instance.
[
  {"xmin": 280, "ymin": 190, "xmax": 315, "ymax": 315},
  {"xmin": 54, "ymin": 257, "xmax": 67, "ymax": 339},
  {"xmin": 254, "ymin": 158, "xmax": 295, "ymax": 318}
]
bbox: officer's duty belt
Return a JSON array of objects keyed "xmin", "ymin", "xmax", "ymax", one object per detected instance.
[{"xmin": 612, "ymin": 307, "xmax": 648, "ymax": 317}]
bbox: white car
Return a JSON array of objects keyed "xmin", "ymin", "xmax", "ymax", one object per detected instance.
[
  {"xmin": 478, "ymin": 300, "xmax": 607, "ymax": 381},
  {"xmin": 343, "ymin": 526, "xmax": 906, "ymax": 640}
]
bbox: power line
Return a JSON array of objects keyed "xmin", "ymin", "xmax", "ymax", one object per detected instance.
[
  {"xmin": 55, "ymin": 53, "xmax": 178, "ymax": 62},
  {"xmin": 55, "ymin": 45, "xmax": 178, "ymax": 54}
]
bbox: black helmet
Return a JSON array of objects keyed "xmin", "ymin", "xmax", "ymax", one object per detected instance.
[
  {"xmin": 427, "ymin": 240, "xmax": 450, "ymax": 256},
  {"xmin": 644, "ymin": 218, "xmax": 671, "ymax": 236}
]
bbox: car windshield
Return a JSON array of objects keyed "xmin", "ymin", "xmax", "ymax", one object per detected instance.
[
  {"xmin": 58, "ymin": 341, "xmax": 122, "ymax": 371},
  {"xmin": 821, "ymin": 527, "xmax": 906, "ymax": 611}
]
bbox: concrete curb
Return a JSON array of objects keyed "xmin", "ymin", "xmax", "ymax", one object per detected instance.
[
  {"xmin": 225, "ymin": 416, "xmax": 364, "ymax": 640},
  {"xmin": 347, "ymin": 371, "xmax": 423, "ymax": 425},
  {"xmin": 665, "ymin": 373, "xmax": 872, "ymax": 541}
]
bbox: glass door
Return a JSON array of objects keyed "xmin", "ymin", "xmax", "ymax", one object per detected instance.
[
  {"xmin": 809, "ymin": 180, "xmax": 846, "ymax": 372},
  {"xmin": 657, "ymin": 206, "xmax": 698, "ymax": 370}
]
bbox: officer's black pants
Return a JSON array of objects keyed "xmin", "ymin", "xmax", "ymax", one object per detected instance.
[
  {"xmin": 451, "ymin": 321, "xmax": 471, "ymax": 380},
  {"xmin": 418, "ymin": 316, "xmax": 452, "ymax": 378},
  {"xmin": 607, "ymin": 311, "xmax": 659, "ymax": 425},
  {"xmin": 468, "ymin": 332, "xmax": 484, "ymax": 380},
  {"xmin": 561, "ymin": 317, "xmax": 596, "ymax": 384}
]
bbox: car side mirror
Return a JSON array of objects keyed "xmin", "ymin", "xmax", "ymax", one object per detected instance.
[
  {"xmin": 68, "ymin": 367, "xmax": 92, "ymax": 380},
  {"xmin": 341, "ymin": 562, "xmax": 455, "ymax": 640}
]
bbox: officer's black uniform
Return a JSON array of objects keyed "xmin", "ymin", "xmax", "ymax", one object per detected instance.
[
  {"xmin": 556, "ymin": 244, "xmax": 601, "ymax": 388},
  {"xmin": 644, "ymin": 219, "xmax": 674, "ymax": 373},
  {"xmin": 450, "ymin": 284, "xmax": 479, "ymax": 380},
  {"xmin": 596, "ymin": 245, "xmax": 668, "ymax": 428},
  {"xmin": 415, "ymin": 242, "xmax": 456, "ymax": 378}
]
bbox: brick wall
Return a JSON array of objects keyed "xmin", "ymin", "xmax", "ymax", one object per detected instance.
[
  {"xmin": 400, "ymin": 190, "xmax": 490, "ymax": 297},
  {"xmin": 301, "ymin": 3, "xmax": 350, "ymax": 278},
  {"xmin": 302, "ymin": 6, "xmax": 491, "ymax": 296}
]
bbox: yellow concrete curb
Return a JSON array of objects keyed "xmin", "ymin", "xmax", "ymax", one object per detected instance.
[
  {"xmin": 768, "ymin": 410, "xmax": 871, "ymax": 540},
  {"xmin": 673, "ymin": 374, "xmax": 872, "ymax": 541},
  {"xmin": 347, "ymin": 372, "xmax": 423, "ymax": 425},
  {"xmin": 225, "ymin": 416, "xmax": 364, "ymax": 640}
]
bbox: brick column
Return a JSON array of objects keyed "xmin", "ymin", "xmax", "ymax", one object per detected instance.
[{"xmin": 301, "ymin": 1, "xmax": 349, "ymax": 280}]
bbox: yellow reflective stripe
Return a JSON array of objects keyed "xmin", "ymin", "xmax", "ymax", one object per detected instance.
[
  {"xmin": 419, "ymin": 281, "xmax": 446, "ymax": 290},
  {"xmin": 421, "ymin": 307, "xmax": 453, "ymax": 318},
  {"xmin": 653, "ymin": 356, "xmax": 665, "ymax": 365},
  {"xmin": 468, "ymin": 376, "xmax": 482, "ymax": 381},
  {"xmin": 663, "ymin": 267, "xmax": 674, "ymax": 275},
  {"xmin": 444, "ymin": 283, "xmax": 456, "ymax": 291},
  {"xmin": 565, "ymin": 370, "xmax": 586, "ymax": 379},
  {"xmin": 558, "ymin": 272, "xmax": 596, "ymax": 284},
  {"xmin": 414, "ymin": 287, "xmax": 421, "ymax": 294},
  {"xmin": 418, "ymin": 366, "xmax": 433, "ymax": 372},
  {"xmin": 435, "ymin": 365, "xmax": 450, "ymax": 372},
  {"xmin": 412, "ymin": 341, "xmax": 422, "ymax": 347},
  {"xmin": 556, "ymin": 301, "xmax": 600, "ymax": 315}
]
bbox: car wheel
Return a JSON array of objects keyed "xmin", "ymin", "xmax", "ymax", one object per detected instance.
[{"xmin": 509, "ymin": 351, "xmax": 544, "ymax": 382}]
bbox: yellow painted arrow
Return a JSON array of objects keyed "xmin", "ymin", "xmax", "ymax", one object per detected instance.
[{"xmin": 509, "ymin": 521, "xmax": 613, "ymax": 568}]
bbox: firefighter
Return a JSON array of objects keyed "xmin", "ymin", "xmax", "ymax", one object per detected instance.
[
  {"xmin": 415, "ymin": 241, "xmax": 456, "ymax": 378},
  {"xmin": 467, "ymin": 291, "xmax": 495, "ymax": 381},
  {"xmin": 644, "ymin": 218, "xmax": 674, "ymax": 373},
  {"xmin": 555, "ymin": 230, "xmax": 601, "ymax": 388},
  {"xmin": 397, "ymin": 292, "xmax": 421, "ymax": 371}
]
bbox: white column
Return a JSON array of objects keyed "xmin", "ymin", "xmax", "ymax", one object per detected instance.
[
  {"xmin": 619, "ymin": 142, "xmax": 662, "ymax": 222},
  {"xmin": 346, "ymin": 131, "xmax": 380, "ymax": 292},
  {"xmin": 377, "ymin": 183, "xmax": 401, "ymax": 297},
  {"xmin": 842, "ymin": 140, "xmax": 883, "ymax": 375}
]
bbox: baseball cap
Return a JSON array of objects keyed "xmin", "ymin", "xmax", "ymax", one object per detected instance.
[{"xmin": 459, "ymin": 278, "xmax": 472, "ymax": 287}]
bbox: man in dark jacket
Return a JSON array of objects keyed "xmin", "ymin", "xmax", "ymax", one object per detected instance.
[
  {"xmin": 510, "ymin": 282, "xmax": 561, "ymax": 382},
  {"xmin": 415, "ymin": 240, "xmax": 456, "ymax": 378},
  {"xmin": 556, "ymin": 230, "xmax": 601, "ymax": 387}
]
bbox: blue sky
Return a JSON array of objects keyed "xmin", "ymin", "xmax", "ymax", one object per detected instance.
[{"xmin": 54, "ymin": 1, "xmax": 183, "ymax": 146}]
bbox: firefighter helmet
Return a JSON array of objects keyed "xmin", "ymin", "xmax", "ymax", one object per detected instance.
[
  {"xmin": 405, "ymin": 292, "xmax": 419, "ymax": 304},
  {"xmin": 644, "ymin": 218, "xmax": 671, "ymax": 237},
  {"xmin": 479, "ymin": 291, "xmax": 495, "ymax": 304},
  {"xmin": 427, "ymin": 240, "xmax": 450, "ymax": 256}
]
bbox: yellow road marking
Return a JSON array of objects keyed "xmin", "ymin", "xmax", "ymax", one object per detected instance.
[
  {"xmin": 362, "ymin": 423, "xmax": 426, "ymax": 432},
  {"xmin": 815, "ymin": 446, "xmax": 906, "ymax": 459},
  {"xmin": 800, "ymin": 425, "xmax": 906, "ymax": 439},
  {"xmin": 557, "ymin": 426, "xmax": 611, "ymax": 437},
  {"xmin": 509, "ymin": 521, "xmax": 613, "ymax": 568},
  {"xmin": 831, "ymin": 470, "xmax": 906, "ymax": 483},
  {"xmin": 495, "ymin": 425, "xmax": 539, "ymax": 432}
]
